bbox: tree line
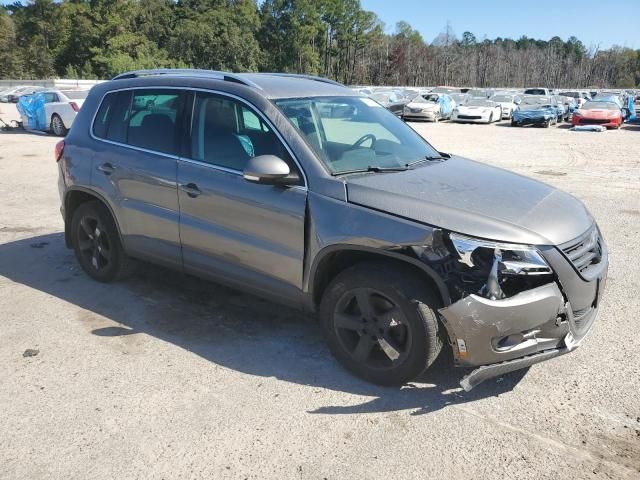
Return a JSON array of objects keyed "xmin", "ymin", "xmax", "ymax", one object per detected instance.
[{"xmin": 1, "ymin": 0, "xmax": 639, "ymax": 88}]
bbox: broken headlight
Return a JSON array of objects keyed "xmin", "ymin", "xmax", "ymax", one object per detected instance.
[{"xmin": 448, "ymin": 233, "xmax": 553, "ymax": 300}]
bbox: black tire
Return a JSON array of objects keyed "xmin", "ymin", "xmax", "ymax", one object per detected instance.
[
  {"xmin": 71, "ymin": 200, "xmax": 131, "ymax": 282},
  {"xmin": 511, "ymin": 119, "xmax": 517, "ymax": 127},
  {"xmin": 51, "ymin": 114, "xmax": 67, "ymax": 136},
  {"xmin": 488, "ymin": 113, "xmax": 494, "ymax": 123},
  {"xmin": 319, "ymin": 262, "xmax": 443, "ymax": 386}
]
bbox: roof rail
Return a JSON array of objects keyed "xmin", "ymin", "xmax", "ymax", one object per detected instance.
[
  {"xmin": 251, "ymin": 72, "xmax": 344, "ymax": 87},
  {"xmin": 111, "ymin": 69, "xmax": 262, "ymax": 90}
]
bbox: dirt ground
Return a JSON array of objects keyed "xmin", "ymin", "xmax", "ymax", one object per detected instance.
[{"xmin": 1, "ymin": 112, "xmax": 639, "ymax": 479}]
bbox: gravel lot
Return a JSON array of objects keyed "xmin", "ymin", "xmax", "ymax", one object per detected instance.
[{"xmin": 1, "ymin": 115, "xmax": 639, "ymax": 479}]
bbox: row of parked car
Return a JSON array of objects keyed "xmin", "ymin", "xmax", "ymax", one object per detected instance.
[
  {"xmin": 0, "ymin": 85, "xmax": 90, "ymax": 135},
  {"xmin": 353, "ymin": 85, "xmax": 637, "ymax": 129}
]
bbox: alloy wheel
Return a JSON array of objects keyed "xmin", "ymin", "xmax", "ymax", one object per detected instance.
[
  {"xmin": 77, "ymin": 215, "xmax": 112, "ymax": 272},
  {"xmin": 333, "ymin": 288, "xmax": 412, "ymax": 370}
]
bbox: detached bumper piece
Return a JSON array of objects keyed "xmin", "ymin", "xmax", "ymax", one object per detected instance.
[{"xmin": 459, "ymin": 347, "xmax": 568, "ymax": 392}]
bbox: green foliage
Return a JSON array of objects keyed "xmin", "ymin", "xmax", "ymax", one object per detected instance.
[{"xmin": 0, "ymin": 0, "xmax": 638, "ymax": 88}]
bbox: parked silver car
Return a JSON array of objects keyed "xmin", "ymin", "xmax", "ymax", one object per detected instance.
[{"xmin": 56, "ymin": 69, "xmax": 608, "ymax": 390}]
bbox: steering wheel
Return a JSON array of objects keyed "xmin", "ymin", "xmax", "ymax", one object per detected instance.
[{"xmin": 352, "ymin": 133, "xmax": 377, "ymax": 149}]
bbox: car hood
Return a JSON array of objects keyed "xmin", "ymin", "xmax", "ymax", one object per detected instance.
[{"xmin": 344, "ymin": 156, "xmax": 593, "ymax": 246}]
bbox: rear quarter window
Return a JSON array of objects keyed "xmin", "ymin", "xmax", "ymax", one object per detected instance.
[{"xmin": 93, "ymin": 91, "xmax": 131, "ymax": 143}]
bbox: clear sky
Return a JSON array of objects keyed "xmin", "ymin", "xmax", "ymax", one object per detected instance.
[{"xmin": 361, "ymin": 0, "xmax": 640, "ymax": 49}]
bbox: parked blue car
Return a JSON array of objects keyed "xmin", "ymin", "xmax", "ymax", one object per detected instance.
[{"xmin": 511, "ymin": 96, "xmax": 558, "ymax": 127}]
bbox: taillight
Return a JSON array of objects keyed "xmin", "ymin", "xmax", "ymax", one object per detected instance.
[
  {"xmin": 69, "ymin": 102, "xmax": 80, "ymax": 112},
  {"xmin": 55, "ymin": 140, "xmax": 65, "ymax": 162}
]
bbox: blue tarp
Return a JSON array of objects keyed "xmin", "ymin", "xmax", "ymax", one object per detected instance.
[
  {"xmin": 625, "ymin": 95, "xmax": 636, "ymax": 122},
  {"xmin": 438, "ymin": 94, "xmax": 455, "ymax": 118},
  {"xmin": 16, "ymin": 92, "xmax": 47, "ymax": 131},
  {"xmin": 512, "ymin": 107, "xmax": 555, "ymax": 122}
]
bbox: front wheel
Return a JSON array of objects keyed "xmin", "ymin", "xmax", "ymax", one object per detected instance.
[
  {"xmin": 51, "ymin": 114, "xmax": 66, "ymax": 136},
  {"xmin": 320, "ymin": 262, "xmax": 443, "ymax": 386}
]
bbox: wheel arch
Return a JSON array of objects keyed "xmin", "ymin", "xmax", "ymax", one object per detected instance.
[
  {"xmin": 64, "ymin": 187, "xmax": 124, "ymax": 249},
  {"xmin": 308, "ymin": 245, "xmax": 451, "ymax": 313}
]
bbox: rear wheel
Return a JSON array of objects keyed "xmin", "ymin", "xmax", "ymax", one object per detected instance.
[
  {"xmin": 71, "ymin": 201, "xmax": 131, "ymax": 282},
  {"xmin": 320, "ymin": 262, "xmax": 443, "ymax": 386},
  {"xmin": 51, "ymin": 114, "xmax": 66, "ymax": 136}
]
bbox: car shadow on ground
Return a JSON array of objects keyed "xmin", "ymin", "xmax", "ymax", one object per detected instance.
[{"xmin": 0, "ymin": 232, "xmax": 527, "ymax": 415}]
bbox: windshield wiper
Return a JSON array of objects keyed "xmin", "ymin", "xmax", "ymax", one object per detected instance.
[
  {"xmin": 405, "ymin": 154, "xmax": 449, "ymax": 167},
  {"xmin": 332, "ymin": 165, "xmax": 409, "ymax": 176}
]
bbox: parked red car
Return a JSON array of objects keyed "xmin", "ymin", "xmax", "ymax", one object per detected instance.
[{"xmin": 572, "ymin": 101, "xmax": 624, "ymax": 129}]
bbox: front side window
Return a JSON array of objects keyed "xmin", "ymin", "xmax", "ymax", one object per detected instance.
[
  {"xmin": 191, "ymin": 92, "xmax": 292, "ymax": 171},
  {"xmin": 275, "ymin": 96, "xmax": 441, "ymax": 174}
]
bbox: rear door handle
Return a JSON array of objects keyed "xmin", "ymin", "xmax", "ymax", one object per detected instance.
[
  {"xmin": 179, "ymin": 182, "xmax": 201, "ymax": 198},
  {"xmin": 97, "ymin": 162, "xmax": 115, "ymax": 175}
]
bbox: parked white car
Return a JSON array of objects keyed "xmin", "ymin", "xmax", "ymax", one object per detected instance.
[
  {"xmin": 41, "ymin": 89, "xmax": 90, "ymax": 136},
  {"xmin": 451, "ymin": 99, "xmax": 502, "ymax": 123},
  {"xmin": 489, "ymin": 93, "xmax": 522, "ymax": 119},
  {"xmin": 0, "ymin": 85, "xmax": 43, "ymax": 103}
]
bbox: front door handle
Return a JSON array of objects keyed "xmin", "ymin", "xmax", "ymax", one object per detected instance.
[
  {"xmin": 97, "ymin": 162, "xmax": 115, "ymax": 175},
  {"xmin": 179, "ymin": 182, "xmax": 201, "ymax": 198}
]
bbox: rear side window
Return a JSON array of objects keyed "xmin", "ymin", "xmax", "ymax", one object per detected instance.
[
  {"xmin": 93, "ymin": 91, "xmax": 131, "ymax": 143},
  {"xmin": 127, "ymin": 89, "xmax": 185, "ymax": 155},
  {"xmin": 93, "ymin": 89, "xmax": 185, "ymax": 155}
]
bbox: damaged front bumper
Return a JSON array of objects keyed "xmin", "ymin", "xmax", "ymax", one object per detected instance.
[{"xmin": 439, "ymin": 280, "xmax": 603, "ymax": 391}]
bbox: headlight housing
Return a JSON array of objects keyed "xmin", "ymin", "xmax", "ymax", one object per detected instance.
[{"xmin": 448, "ymin": 233, "xmax": 552, "ymax": 300}]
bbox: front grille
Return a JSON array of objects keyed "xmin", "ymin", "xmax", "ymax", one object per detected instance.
[
  {"xmin": 578, "ymin": 118, "xmax": 608, "ymax": 125},
  {"xmin": 561, "ymin": 226, "xmax": 603, "ymax": 274},
  {"xmin": 458, "ymin": 115, "xmax": 482, "ymax": 120}
]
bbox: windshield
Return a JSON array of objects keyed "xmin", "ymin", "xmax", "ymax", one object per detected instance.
[
  {"xmin": 559, "ymin": 91, "xmax": 579, "ymax": 98},
  {"xmin": 491, "ymin": 95, "xmax": 513, "ymax": 102},
  {"xmin": 274, "ymin": 96, "xmax": 441, "ymax": 174},
  {"xmin": 524, "ymin": 88, "xmax": 547, "ymax": 95},
  {"xmin": 413, "ymin": 94, "xmax": 439, "ymax": 104},
  {"xmin": 466, "ymin": 99, "xmax": 493, "ymax": 107},
  {"xmin": 583, "ymin": 101, "xmax": 619, "ymax": 110},
  {"xmin": 450, "ymin": 93, "xmax": 467, "ymax": 103},
  {"xmin": 467, "ymin": 89, "xmax": 487, "ymax": 98},
  {"xmin": 521, "ymin": 96, "xmax": 551, "ymax": 105}
]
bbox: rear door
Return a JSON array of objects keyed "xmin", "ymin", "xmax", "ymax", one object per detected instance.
[
  {"xmin": 177, "ymin": 91, "xmax": 307, "ymax": 304},
  {"xmin": 91, "ymin": 88, "xmax": 187, "ymax": 267}
]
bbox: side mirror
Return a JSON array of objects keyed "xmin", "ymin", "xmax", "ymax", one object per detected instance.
[{"xmin": 243, "ymin": 155, "xmax": 296, "ymax": 185}]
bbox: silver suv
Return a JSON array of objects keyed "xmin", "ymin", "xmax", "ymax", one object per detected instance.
[{"xmin": 56, "ymin": 69, "xmax": 608, "ymax": 390}]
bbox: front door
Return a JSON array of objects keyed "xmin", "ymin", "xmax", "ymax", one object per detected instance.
[{"xmin": 177, "ymin": 91, "xmax": 307, "ymax": 304}]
